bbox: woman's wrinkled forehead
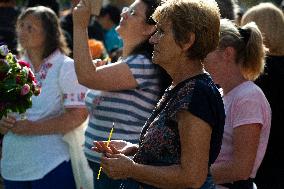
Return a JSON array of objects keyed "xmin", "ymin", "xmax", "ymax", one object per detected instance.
[{"xmin": 156, "ymin": 17, "xmax": 172, "ymax": 30}]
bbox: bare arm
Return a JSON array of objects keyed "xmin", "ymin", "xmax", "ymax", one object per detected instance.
[
  {"xmin": 101, "ymin": 110, "xmax": 212, "ymax": 188},
  {"xmin": 73, "ymin": 1, "xmax": 137, "ymax": 91},
  {"xmin": 211, "ymin": 124, "xmax": 261, "ymax": 184},
  {"xmin": 11, "ymin": 108, "xmax": 88, "ymax": 135}
]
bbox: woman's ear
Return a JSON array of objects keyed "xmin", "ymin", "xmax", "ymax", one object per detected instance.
[
  {"xmin": 181, "ymin": 32, "xmax": 195, "ymax": 51},
  {"xmin": 142, "ymin": 25, "xmax": 156, "ymax": 36},
  {"xmin": 223, "ymin": 46, "xmax": 236, "ymax": 62}
]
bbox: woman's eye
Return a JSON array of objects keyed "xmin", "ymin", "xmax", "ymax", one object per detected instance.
[
  {"xmin": 157, "ymin": 29, "xmax": 164, "ymax": 35},
  {"xmin": 27, "ymin": 25, "xmax": 33, "ymax": 32},
  {"xmin": 130, "ymin": 10, "xmax": 135, "ymax": 15}
]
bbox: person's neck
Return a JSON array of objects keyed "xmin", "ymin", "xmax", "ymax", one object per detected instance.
[
  {"xmin": 170, "ymin": 58, "xmax": 205, "ymax": 86},
  {"xmin": 104, "ymin": 22, "xmax": 115, "ymax": 31},
  {"xmin": 122, "ymin": 39, "xmax": 141, "ymax": 58},
  {"xmin": 27, "ymin": 49, "xmax": 44, "ymax": 72}
]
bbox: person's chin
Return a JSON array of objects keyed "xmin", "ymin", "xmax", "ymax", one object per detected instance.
[
  {"xmin": 152, "ymin": 56, "xmax": 163, "ymax": 67},
  {"xmin": 152, "ymin": 50, "xmax": 160, "ymax": 62},
  {"xmin": 116, "ymin": 25, "xmax": 125, "ymax": 37},
  {"xmin": 151, "ymin": 53, "xmax": 157, "ymax": 64},
  {"xmin": 118, "ymin": 20, "xmax": 126, "ymax": 28}
]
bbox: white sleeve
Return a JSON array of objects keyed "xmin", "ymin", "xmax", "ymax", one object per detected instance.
[{"xmin": 58, "ymin": 59, "xmax": 88, "ymax": 108}]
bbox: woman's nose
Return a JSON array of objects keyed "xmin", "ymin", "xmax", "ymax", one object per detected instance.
[
  {"xmin": 120, "ymin": 11, "xmax": 129, "ymax": 20},
  {"xmin": 17, "ymin": 29, "xmax": 25, "ymax": 38},
  {"xmin": 149, "ymin": 32, "xmax": 158, "ymax": 44},
  {"xmin": 121, "ymin": 7, "xmax": 130, "ymax": 19}
]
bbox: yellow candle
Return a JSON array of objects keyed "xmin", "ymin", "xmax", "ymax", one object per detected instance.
[{"xmin": 97, "ymin": 122, "xmax": 114, "ymax": 180}]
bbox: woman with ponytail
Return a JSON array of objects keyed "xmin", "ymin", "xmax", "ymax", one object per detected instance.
[
  {"xmin": 205, "ymin": 19, "xmax": 271, "ymax": 189},
  {"xmin": 241, "ymin": 4, "xmax": 284, "ymax": 188}
]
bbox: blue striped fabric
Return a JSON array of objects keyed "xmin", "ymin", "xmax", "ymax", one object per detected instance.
[{"xmin": 84, "ymin": 54, "xmax": 163, "ymax": 163}]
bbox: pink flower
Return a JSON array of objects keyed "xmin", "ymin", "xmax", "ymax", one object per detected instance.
[
  {"xmin": 32, "ymin": 80, "xmax": 37, "ymax": 87},
  {"xmin": 21, "ymin": 84, "xmax": 30, "ymax": 96}
]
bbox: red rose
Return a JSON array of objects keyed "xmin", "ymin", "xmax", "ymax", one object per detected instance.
[
  {"xmin": 18, "ymin": 60, "xmax": 30, "ymax": 68},
  {"xmin": 16, "ymin": 75, "xmax": 21, "ymax": 84},
  {"xmin": 28, "ymin": 68, "xmax": 35, "ymax": 81},
  {"xmin": 32, "ymin": 80, "xmax": 37, "ymax": 86}
]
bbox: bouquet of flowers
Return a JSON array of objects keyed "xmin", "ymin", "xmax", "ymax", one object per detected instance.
[{"xmin": 0, "ymin": 45, "xmax": 41, "ymax": 119}]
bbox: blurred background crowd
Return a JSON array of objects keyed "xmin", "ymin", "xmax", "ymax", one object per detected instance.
[
  {"xmin": 0, "ymin": 0, "xmax": 283, "ymax": 61},
  {"xmin": 0, "ymin": 0, "xmax": 284, "ymax": 189}
]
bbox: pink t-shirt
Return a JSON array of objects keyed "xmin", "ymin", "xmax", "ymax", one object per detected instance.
[{"xmin": 215, "ymin": 81, "xmax": 271, "ymax": 178}]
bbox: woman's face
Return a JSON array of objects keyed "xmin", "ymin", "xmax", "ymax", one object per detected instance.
[
  {"xmin": 17, "ymin": 14, "xmax": 45, "ymax": 50},
  {"xmin": 149, "ymin": 20, "xmax": 183, "ymax": 73},
  {"xmin": 116, "ymin": 0, "xmax": 150, "ymax": 41},
  {"xmin": 204, "ymin": 49, "xmax": 225, "ymax": 84}
]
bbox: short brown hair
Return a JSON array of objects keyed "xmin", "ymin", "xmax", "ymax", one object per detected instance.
[
  {"xmin": 152, "ymin": 0, "xmax": 220, "ymax": 60},
  {"xmin": 17, "ymin": 6, "xmax": 70, "ymax": 59},
  {"xmin": 241, "ymin": 3, "xmax": 284, "ymax": 56}
]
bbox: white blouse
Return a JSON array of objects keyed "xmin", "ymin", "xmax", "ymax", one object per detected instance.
[{"xmin": 1, "ymin": 50, "xmax": 87, "ymax": 181}]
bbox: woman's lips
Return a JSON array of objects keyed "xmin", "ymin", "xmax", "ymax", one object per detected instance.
[{"xmin": 153, "ymin": 48, "xmax": 159, "ymax": 53}]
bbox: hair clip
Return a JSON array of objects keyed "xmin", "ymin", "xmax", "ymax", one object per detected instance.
[{"xmin": 238, "ymin": 27, "xmax": 251, "ymax": 45}]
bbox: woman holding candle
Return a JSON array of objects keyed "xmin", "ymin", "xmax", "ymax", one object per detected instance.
[{"xmin": 93, "ymin": 0, "xmax": 225, "ymax": 188}]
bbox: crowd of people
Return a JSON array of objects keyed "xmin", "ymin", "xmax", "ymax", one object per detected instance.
[{"xmin": 0, "ymin": 0, "xmax": 283, "ymax": 189}]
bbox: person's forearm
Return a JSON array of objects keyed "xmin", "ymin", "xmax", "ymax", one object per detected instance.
[
  {"xmin": 211, "ymin": 161, "xmax": 252, "ymax": 184},
  {"xmin": 73, "ymin": 27, "xmax": 96, "ymax": 87},
  {"xmin": 22, "ymin": 108, "xmax": 87, "ymax": 135},
  {"xmin": 130, "ymin": 163, "xmax": 205, "ymax": 189}
]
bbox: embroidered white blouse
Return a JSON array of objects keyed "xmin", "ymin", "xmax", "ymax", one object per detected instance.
[{"xmin": 1, "ymin": 50, "xmax": 87, "ymax": 181}]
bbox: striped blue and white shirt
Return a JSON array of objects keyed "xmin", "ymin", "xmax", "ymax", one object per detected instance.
[{"xmin": 84, "ymin": 54, "xmax": 164, "ymax": 163}]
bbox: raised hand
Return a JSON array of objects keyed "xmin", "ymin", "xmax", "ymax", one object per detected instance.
[
  {"xmin": 92, "ymin": 59, "xmax": 108, "ymax": 67},
  {"xmin": 72, "ymin": 0, "xmax": 91, "ymax": 29},
  {"xmin": 87, "ymin": 0, "xmax": 103, "ymax": 16}
]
